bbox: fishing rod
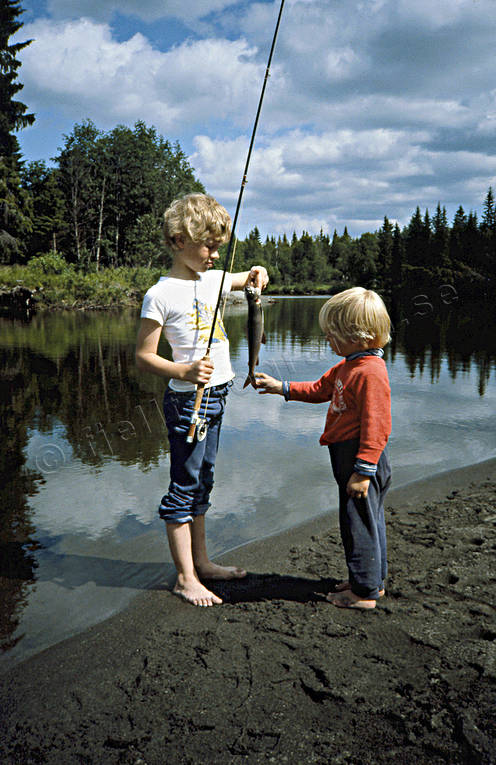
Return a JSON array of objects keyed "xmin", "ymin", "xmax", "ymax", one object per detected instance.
[{"xmin": 186, "ymin": 0, "xmax": 286, "ymax": 443}]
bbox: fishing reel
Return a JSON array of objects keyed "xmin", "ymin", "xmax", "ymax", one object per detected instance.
[
  {"xmin": 186, "ymin": 410, "xmax": 208, "ymax": 443},
  {"xmin": 196, "ymin": 418, "xmax": 208, "ymax": 441}
]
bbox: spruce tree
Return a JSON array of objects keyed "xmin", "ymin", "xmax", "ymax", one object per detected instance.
[
  {"xmin": 480, "ymin": 187, "xmax": 496, "ymax": 279},
  {"xmin": 432, "ymin": 203, "xmax": 450, "ymax": 273},
  {"xmin": 275, "ymin": 234, "xmax": 292, "ymax": 284},
  {"xmin": 0, "ymin": 0, "xmax": 35, "ymax": 262},
  {"xmin": 405, "ymin": 207, "xmax": 431, "ymax": 272},
  {"xmin": 449, "ymin": 206, "xmax": 467, "ymax": 272},
  {"xmin": 314, "ymin": 229, "xmax": 333, "ymax": 283},
  {"xmin": 378, "ymin": 216, "xmax": 394, "ymax": 294},
  {"xmin": 391, "ymin": 223, "xmax": 403, "ymax": 290},
  {"xmin": 464, "ymin": 211, "xmax": 483, "ymax": 276},
  {"xmin": 242, "ymin": 227, "xmax": 264, "ymax": 273},
  {"xmin": 481, "ymin": 187, "xmax": 495, "ymax": 232}
]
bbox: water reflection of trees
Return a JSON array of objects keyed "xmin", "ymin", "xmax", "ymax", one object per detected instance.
[
  {"xmin": 0, "ymin": 349, "xmax": 40, "ymax": 652},
  {"xmin": 2, "ymin": 298, "xmax": 494, "ymax": 478},
  {"xmin": 1, "ymin": 311, "xmax": 172, "ymax": 469},
  {"xmin": 390, "ymin": 296, "xmax": 496, "ymax": 396},
  {"xmin": 259, "ymin": 297, "xmax": 329, "ymax": 345},
  {"xmin": 0, "ymin": 309, "xmax": 171, "ymax": 652}
]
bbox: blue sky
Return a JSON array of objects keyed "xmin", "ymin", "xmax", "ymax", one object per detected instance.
[{"xmin": 14, "ymin": 0, "xmax": 496, "ymax": 239}]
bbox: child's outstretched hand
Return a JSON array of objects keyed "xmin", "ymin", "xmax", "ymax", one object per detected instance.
[
  {"xmin": 347, "ymin": 472, "xmax": 370, "ymax": 499},
  {"xmin": 255, "ymin": 372, "xmax": 283, "ymax": 395}
]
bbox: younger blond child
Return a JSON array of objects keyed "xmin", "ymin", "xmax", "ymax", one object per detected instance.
[
  {"xmin": 136, "ymin": 193, "xmax": 268, "ymax": 607},
  {"xmin": 256, "ymin": 287, "xmax": 391, "ymax": 609}
]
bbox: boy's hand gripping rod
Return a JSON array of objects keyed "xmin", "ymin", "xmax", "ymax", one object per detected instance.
[{"xmin": 186, "ymin": 0, "xmax": 286, "ymax": 443}]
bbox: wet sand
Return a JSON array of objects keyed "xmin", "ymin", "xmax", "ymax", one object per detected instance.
[{"xmin": 1, "ymin": 459, "xmax": 495, "ymax": 764}]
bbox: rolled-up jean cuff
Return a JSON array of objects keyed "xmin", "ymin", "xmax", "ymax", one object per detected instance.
[
  {"xmin": 161, "ymin": 512, "xmax": 193, "ymax": 525},
  {"xmin": 159, "ymin": 503, "xmax": 210, "ymax": 524}
]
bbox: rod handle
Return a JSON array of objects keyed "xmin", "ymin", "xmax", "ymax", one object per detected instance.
[
  {"xmin": 186, "ymin": 383, "xmax": 206, "ymax": 443},
  {"xmin": 186, "ymin": 352, "xmax": 210, "ymax": 443}
]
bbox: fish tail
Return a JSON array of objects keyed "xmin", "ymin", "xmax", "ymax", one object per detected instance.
[{"xmin": 243, "ymin": 374, "xmax": 256, "ymax": 389}]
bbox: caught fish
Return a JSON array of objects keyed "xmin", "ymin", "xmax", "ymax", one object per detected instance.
[{"xmin": 243, "ymin": 285, "xmax": 266, "ymax": 389}]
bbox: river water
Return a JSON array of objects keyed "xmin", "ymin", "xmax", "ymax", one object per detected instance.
[{"xmin": 1, "ymin": 294, "xmax": 495, "ymax": 671}]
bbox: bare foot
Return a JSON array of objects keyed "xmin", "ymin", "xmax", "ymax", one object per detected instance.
[
  {"xmin": 334, "ymin": 580, "xmax": 385, "ymax": 597},
  {"xmin": 326, "ymin": 589, "xmax": 377, "ymax": 610},
  {"xmin": 172, "ymin": 577, "xmax": 223, "ymax": 607},
  {"xmin": 196, "ymin": 562, "xmax": 247, "ymax": 581}
]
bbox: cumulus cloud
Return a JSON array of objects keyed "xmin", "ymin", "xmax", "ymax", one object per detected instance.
[
  {"xmin": 191, "ymin": 120, "xmax": 496, "ymax": 238},
  {"xmin": 15, "ymin": 0, "xmax": 496, "ymax": 238},
  {"xmin": 19, "ymin": 18, "xmax": 263, "ymax": 131}
]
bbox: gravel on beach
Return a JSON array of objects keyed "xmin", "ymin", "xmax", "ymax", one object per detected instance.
[{"xmin": 0, "ymin": 460, "xmax": 495, "ymax": 764}]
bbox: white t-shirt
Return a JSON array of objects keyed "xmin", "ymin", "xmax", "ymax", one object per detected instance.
[{"xmin": 140, "ymin": 270, "xmax": 235, "ymax": 391}]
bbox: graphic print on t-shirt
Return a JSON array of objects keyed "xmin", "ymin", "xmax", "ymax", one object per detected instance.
[{"xmin": 187, "ymin": 298, "xmax": 228, "ymax": 344}]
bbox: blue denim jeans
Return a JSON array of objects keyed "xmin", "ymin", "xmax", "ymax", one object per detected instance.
[
  {"xmin": 329, "ymin": 438, "xmax": 391, "ymax": 599},
  {"xmin": 159, "ymin": 382, "xmax": 231, "ymax": 524}
]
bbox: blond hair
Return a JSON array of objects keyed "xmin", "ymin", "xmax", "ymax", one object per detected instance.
[
  {"xmin": 163, "ymin": 193, "xmax": 231, "ymax": 249},
  {"xmin": 319, "ymin": 287, "xmax": 391, "ymax": 348}
]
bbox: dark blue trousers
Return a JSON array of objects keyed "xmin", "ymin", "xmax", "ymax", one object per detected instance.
[
  {"xmin": 329, "ymin": 438, "xmax": 391, "ymax": 599},
  {"xmin": 159, "ymin": 383, "xmax": 230, "ymax": 524}
]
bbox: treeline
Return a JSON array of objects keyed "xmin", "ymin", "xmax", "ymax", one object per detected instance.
[
  {"xmin": 7, "ymin": 111, "xmax": 496, "ymax": 300},
  {"xmin": 9, "ymin": 117, "xmax": 496, "ymax": 300},
  {"xmin": 231, "ymin": 189, "xmax": 496, "ymax": 299},
  {"xmin": 5, "ymin": 113, "xmax": 496, "ymax": 301}
]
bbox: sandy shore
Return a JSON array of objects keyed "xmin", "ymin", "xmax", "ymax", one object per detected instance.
[{"xmin": 1, "ymin": 459, "xmax": 495, "ymax": 764}]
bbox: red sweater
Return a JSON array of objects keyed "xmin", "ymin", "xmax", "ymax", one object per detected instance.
[{"xmin": 289, "ymin": 355, "xmax": 391, "ymax": 465}]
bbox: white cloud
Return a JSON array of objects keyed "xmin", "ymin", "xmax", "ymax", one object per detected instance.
[
  {"xmin": 193, "ymin": 128, "xmax": 433, "ymax": 199},
  {"xmin": 324, "ymin": 47, "xmax": 363, "ymax": 81},
  {"xmin": 191, "ymin": 123, "xmax": 496, "ymax": 237},
  {"xmin": 158, "ymin": 37, "xmax": 262, "ymax": 126},
  {"xmin": 19, "ymin": 18, "xmax": 263, "ymax": 131}
]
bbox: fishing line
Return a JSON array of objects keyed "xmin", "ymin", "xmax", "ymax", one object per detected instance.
[
  {"xmin": 196, "ymin": 236, "xmax": 239, "ymax": 441},
  {"xmin": 187, "ymin": 0, "xmax": 286, "ymax": 443}
]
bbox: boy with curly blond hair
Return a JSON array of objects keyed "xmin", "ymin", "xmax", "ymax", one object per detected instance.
[{"xmin": 136, "ymin": 193, "xmax": 268, "ymax": 606}]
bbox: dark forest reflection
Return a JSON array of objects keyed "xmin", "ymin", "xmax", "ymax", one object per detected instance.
[
  {"xmin": 389, "ymin": 290, "xmax": 496, "ymax": 397},
  {"xmin": 1, "ymin": 296, "xmax": 495, "ymax": 656}
]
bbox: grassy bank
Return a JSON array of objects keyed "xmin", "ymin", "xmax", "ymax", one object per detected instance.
[
  {"xmin": 0, "ymin": 257, "xmax": 339, "ymax": 311},
  {"xmin": 264, "ymin": 282, "xmax": 334, "ymax": 296},
  {"xmin": 0, "ymin": 256, "xmax": 162, "ymax": 310}
]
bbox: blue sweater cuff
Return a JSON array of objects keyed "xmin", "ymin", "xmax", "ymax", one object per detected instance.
[{"xmin": 354, "ymin": 459, "xmax": 377, "ymax": 476}]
